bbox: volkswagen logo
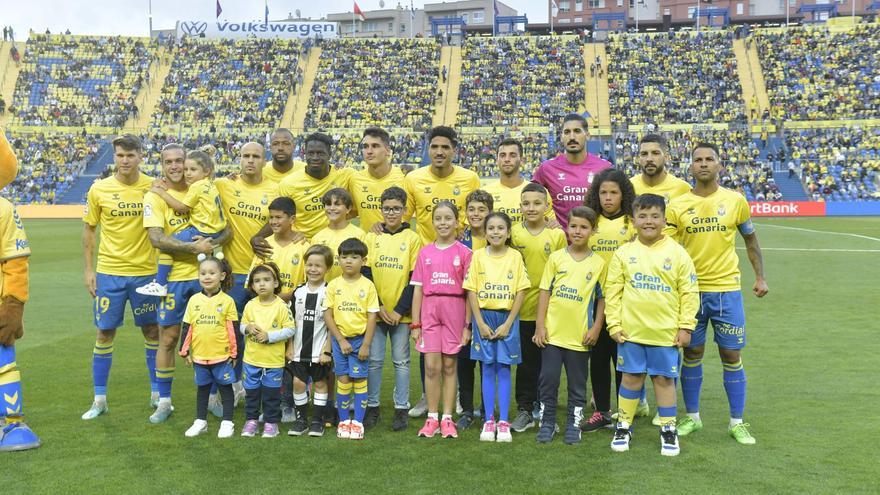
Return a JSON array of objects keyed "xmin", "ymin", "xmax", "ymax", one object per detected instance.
[{"xmin": 180, "ymin": 21, "xmax": 208, "ymax": 36}]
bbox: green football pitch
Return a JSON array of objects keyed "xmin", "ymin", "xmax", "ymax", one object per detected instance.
[{"xmin": 7, "ymin": 217, "xmax": 879, "ymax": 493}]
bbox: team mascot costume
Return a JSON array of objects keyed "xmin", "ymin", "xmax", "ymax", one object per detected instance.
[{"xmin": 0, "ymin": 131, "xmax": 40, "ymax": 451}]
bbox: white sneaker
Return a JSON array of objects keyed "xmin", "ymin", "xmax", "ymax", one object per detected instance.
[
  {"xmin": 409, "ymin": 394, "xmax": 428, "ymax": 418},
  {"xmin": 281, "ymin": 407, "xmax": 296, "ymax": 423},
  {"xmin": 185, "ymin": 419, "xmax": 208, "ymax": 437},
  {"xmin": 480, "ymin": 420, "xmax": 496, "ymax": 442},
  {"xmin": 611, "ymin": 426, "xmax": 632, "ymax": 452},
  {"xmin": 217, "ymin": 420, "xmax": 235, "ymax": 438},
  {"xmin": 135, "ymin": 281, "xmax": 168, "ymax": 297},
  {"xmin": 149, "ymin": 403, "xmax": 174, "ymax": 424},
  {"xmin": 660, "ymin": 427, "xmax": 680, "ymax": 456},
  {"xmin": 150, "ymin": 392, "xmax": 160, "ymax": 408},
  {"xmin": 81, "ymin": 401, "xmax": 109, "ymax": 420}
]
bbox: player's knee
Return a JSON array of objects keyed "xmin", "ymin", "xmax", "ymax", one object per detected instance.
[
  {"xmin": 718, "ymin": 348, "xmax": 741, "ymax": 363},
  {"xmin": 684, "ymin": 346, "xmax": 704, "ymax": 361},
  {"xmin": 441, "ymin": 362, "xmax": 457, "ymax": 377},
  {"xmin": 652, "ymin": 375, "xmax": 674, "ymax": 388},
  {"xmin": 141, "ymin": 324, "xmax": 159, "ymax": 340},
  {"xmin": 95, "ymin": 329, "xmax": 116, "ymax": 344},
  {"xmin": 621, "ymin": 372, "xmax": 645, "ymax": 389}
]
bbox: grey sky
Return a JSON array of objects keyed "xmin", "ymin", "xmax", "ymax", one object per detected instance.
[{"xmin": 1, "ymin": 0, "xmax": 547, "ymax": 40}]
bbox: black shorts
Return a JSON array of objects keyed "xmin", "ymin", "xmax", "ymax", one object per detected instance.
[{"xmin": 287, "ymin": 361, "xmax": 330, "ymax": 383}]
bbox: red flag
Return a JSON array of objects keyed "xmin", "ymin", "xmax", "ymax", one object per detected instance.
[{"xmin": 354, "ymin": 1, "xmax": 366, "ymax": 21}]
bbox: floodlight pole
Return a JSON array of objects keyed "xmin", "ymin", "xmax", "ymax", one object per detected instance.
[{"xmin": 148, "ymin": 0, "xmax": 153, "ymax": 36}]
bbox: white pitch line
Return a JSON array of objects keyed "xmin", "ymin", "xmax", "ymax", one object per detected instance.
[
  {"xmin": 736, "ymin": 247, "xmax": 880, "ymax": 253},
  {"xmin": 755, "ymin": 223, "xmax": 880, "ymax": 243}
]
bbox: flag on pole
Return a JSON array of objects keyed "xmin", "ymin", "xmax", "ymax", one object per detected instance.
[
  {"xmin": 551, "ymin": 0, "xmax": 559, "ymax": 16},
  {"xmin": 354, "ymin": 1, "xmax": 366, "ymax": 21},
  {"xmin": 216, "ymin": 0, "xmax": 222, "ymax": 19},
  {"xmin": 494, "ymin": 0, "xmax": 500, "ymax": 17},
  {"xmin": 264, "ymin": 0, "xmax": 269, "ymax": 25},
  {"xmin": 410, "ymin": 0, "xmax": 415, "ymax": 19}
]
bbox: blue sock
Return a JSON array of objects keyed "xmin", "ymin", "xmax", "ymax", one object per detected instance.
[
  {"xmin": 353, "ymin": 380, "xmax": 368, "ymax": 423},
  {"xmin": 723, "ymin": 360, "xmax": 747, "ymax": 419},
  {"xmin": 481, "ymin": 362, "xmax": 496, "ymax": 420},
  {"xmin": 497, "ymin": 363, "xmax": 511, "ymax": 423},
  {"xmin": 156, "ymin": 367, "xmax": 174, "ymax": 399},
  {"xmin": 337, "ymin": 381, "xmax": 352, "ymax": 422},
  {"xmin": 0, "ymin": 345, "xmax": 23, "ymax": 417},
  {"xmin": 157, "ymin": 262, "xmax": 172, "ymax": 286},
  {"xmin": 675, "ymin": 352, "xmax": 682, "ymax": 388},
  {"xmin": 92, "ymin": 341, "xmax": 113, "ymax": 396},
  {"xmin": 145, "ymin": 340, "xmax": 159, "ymax": 393},
  {"xmin": 681, "ymin": 357, "xmax": 703, "ymax": 414}
]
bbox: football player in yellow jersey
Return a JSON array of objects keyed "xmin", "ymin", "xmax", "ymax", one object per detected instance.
[
  {"xmin": 483, "ymin": 138, "xmax": 557, "ymax": 226},
  {"xmin": 361, "ymin": 186, "xmax": 422, "ymax": 431},
  {"xmin": 352, "ymin": 127, "xmax": 407, "ymax": 233},
  {"xmin": 263, "ymin": 128, "xmax": 306, "ymax": 185},
  {"xmin": 143, "ymin": 144, "xmax": 230, "ymax": 424},
  {"xmin": 665, "ymin": 143, "xmax": 768, "ymax": 446},
  {"xmin": 631, "ymin": 134, "xmax": 691, "ymax": 203},
  {"xmin": 248, "ymin": 197, "xmax": 309, "ymax": 302},
  {"xmin": 606, "ymin": 194, "xmax": 699, "ymax": 456},
  {"xmin": 81, "ymin": 135, "xmax": 161, "ymax": 421},
  {"xmin": 277, "ymin": 133, "xmax": 353, "ymax": 240},
  {"xmin": 0, "ymin": 130, "xmax": 40, "ymax": 451},
  {"xmin": 582, "ymin": 168, "xmax": 638, "ymax": 431},
  {"xmin": 509, "ymin": 182, "xmax": 567, "ymax": 433},
  {"xmin": 311, "ymin": 188, "xmax": 366, "ymax": 281},
  {"xmin": 403, "ymin": 126, "xmax": 481, "ymax": 245}
]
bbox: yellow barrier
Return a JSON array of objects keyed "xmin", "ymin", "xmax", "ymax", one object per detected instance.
[
  {"xmin": 785, "ymin": 119, "xmax": 880, "ymax": 129},
  {"xmin": 18, "ymin": 205, "xmax": 83, "ymax": 219},
  {"xmin": 627, "ymin": 123, "xmax": 730, "ymax": 132},
  {"xmin": 7, "ymin": 125, "xmax": 117, "ymax": 135}
]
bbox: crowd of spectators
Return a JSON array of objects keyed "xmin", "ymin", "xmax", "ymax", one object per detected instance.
[
  {"xmin": 293, "ymin": 132, "xmax": 424, "ymax": 169},
  {"xmin": 152, "ymin": 38, "xmax": 301, "ymax": 130},
  {"xmin": 1, "ymin": 131, "xmax": 101, "ymax": 204},
  {"xmin": 786, "ymin": 127, "xmax": 879, "ymax": 201},
  {"xmin": 305, "ymin": 38, "xmax": 439, "ymax": 130},
  {"xmin": 607, "ymin": 30, "xmax": 746, "ymax": 127},
  {"xmin": 142, "ymin": 130, "xmax": 269, "ymax": 174},
  {"xmin": 457, "ymin": 132, "xmax": 551, "ymax": 177},
  {"xmin": 612, "ymin": 129, "xmax": 780, "ymax": 200},
  {"xmin": 10, "ymin": 34, "xmax": 154, "ymax": 127},
  {"xmin": 756, "ymin": 25, "xmax": 880, "ymax": 121},
  {"xmin": 457, "ymin": 37, "xmax": 584, "ymax": 127}
]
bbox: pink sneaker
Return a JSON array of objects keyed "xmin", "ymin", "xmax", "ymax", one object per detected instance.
[
  {"xmin": 262, "ymin": 422, "xmax": 279, "ymax": 438},
  {"xmin": 418, "ymin": 417, "xmax": 441, "ymax": 438},
  {"xmin": 440, "ymin": 418, "xmax": 458, "ymax": 438},
  {"xmin": 241, "ymin": 419, "xmax": 259, "ymax": 437},
  {"xmin": 480, "ymin": 419, "xmax": 496, "ymax": 442},
  {"xmin": 496, "ymin": 421, "xmax": 512, "ymax": 443}
]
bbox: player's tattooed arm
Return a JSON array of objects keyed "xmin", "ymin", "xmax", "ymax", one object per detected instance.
[
  {"xmin": 742, "ymin": 231, "xmax": 768, "ymax": 297},
  {"xmin": 210, "ymin": 226, "xmax": 232, "ymax": 248},
  {"xmin": 147, "ymin": 227, "xmax": 212, "ymax": 255}
]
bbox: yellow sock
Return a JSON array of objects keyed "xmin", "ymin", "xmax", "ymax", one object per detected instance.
[{"xmin": 617, "ymin": 385, "xmax": 641, "ymax": 426}]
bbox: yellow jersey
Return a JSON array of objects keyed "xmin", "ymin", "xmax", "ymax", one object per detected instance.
[
  {"xmin": 483, "ymin": 179, "xmax": 555, "ymax": 224},
  {"xmin": 84, "ymin": 174, "xmax": 156, "ymax": 276},
  {"xmin": 182, "ymin": 178, "xmax": 226, "ymax": 234},
  {"xmin": 631, "ymin": 173, "xmax": 691, "ymax": 204},
  {"xmin": 323, "ymin": 275, "xmax": 380, "ymax": 338},
  {"xmin": 589, "ymin": 213, "xmax": 636, "ymax": 264},
  {"xmin": 364, "ymin": 226, "xmax": 422, "ymax": 323},
  {"xmin": 215, "ymin": 177, "xmax": 279, "ymax": 274},
  {"xmin": 278, "ymin": 167, "xmax": 353, "ymax": 240},
  {"xmin": 310, "ymin": 223, "xmax": 366, "ymax": 281},
  {"xmin": 665, "ymin": 187, "xmax": 753, "ymax": 292},
  {"xmin": 463, "ymin": 247, "xmax": 531, "ymax": 311},
  {"xmin": 262, "ymin": 160, "xmax": 305, "ymax": 185},
  {"xmin": 182, "ymin": 291, "xmax": 239, "ymax": 363},
  {"xmin": 604, "ymin": 236, "xmax": 699, "ymax": 346},
  {"xmin": 349, "ymin": 166, "xmax": 406, "ymax": 232},
  {"xmin": 143, "ymin": 189, "xmax": 197, "ymax": 282},
  {"xmin": 511, "ymin": 223, "xmax": 568, "ymax": 321},
  {"xmin": 248, "ymin": 235, "xmax": 310, "ymax": 295},
  {"xmin": 539, "ymin": 248, "xmax": 606, "ymax": 351},
  {"xmin": 241, "ymin": 296, "xmax": 295, "ymax": 368},
  {"xmin": 0, "ymin": 198, "xmax": 30, "ymax": 296},
  {"xmin": 403, "ymin": 165, "xmax": 481, "ymax": 245}
]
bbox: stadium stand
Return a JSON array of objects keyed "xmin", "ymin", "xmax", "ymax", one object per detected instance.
[
  {"xmin": 293, "ymin": 132, "xmax": 424, "ymax": 169},
  {"xmin": 151, "ymin": 38, "xmax": 301, "ymax": 131},
  {"xmin": 606, "ymin": 30, "xmax": 747, "ymax": 127},
  {"xmin": 304, "ymin": 38, "xmax": 439, "ymax": 130},
  {"xmin": 786, "ymin": 127, "xmax": 880, "ymax": 201},
  {"xmin": 9, "ymin": 34, "xmax": 154, "ymax": 128},
  {"xmin": 456, "ymin": 36, "xmax": 584, "ymax": 127},
  {"xmin": 143, "ymin": 130, "xmax": 269, "ymax": 174},
  {"xmin": 756, "ymin": 25, "xmax": 880, "ymax": 121},
  {"xmin": 456, "ymin": 132, "xmax": 552, "ymax": 178}
]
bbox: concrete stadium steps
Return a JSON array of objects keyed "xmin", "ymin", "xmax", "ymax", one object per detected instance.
[
  {"xmin": 125, "ymin": 46, "xmax": 171, "ymax": 130},
  {"xmin": 57, "ymin": 140, "xmax": 115, "ymax": 204},
  {"xmin": 0, "ymin": 41, "xmax": 24, "ymax": 127},
  {"xmin": 291, "ymin": 47, "xmax": 321, "ymax": 132},
  {"xmin": 583, "ymin": 43, "xmax": 610, "ymax": 133},
  {"xmin": 279, "ymin": 49, "xmax": 308, "ymax": 129},
  {"xmin": 732, "ymin": 39, "xmax": 759, "ymax": 121},
  {"xmin": 746, "ymin": 40, "xmax": 770, "ymax": 116},
  {"xmin": 435, "ymin": 46, "xmax": 461, "ymax": 127},
  {"xmin": 773, "ymin": 174, "xmax": 809, "ymax": 201}
]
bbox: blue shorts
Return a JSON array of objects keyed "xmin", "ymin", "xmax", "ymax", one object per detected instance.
[
  {"xmin": 158, "ymin": 279, "xmax": 201, "ymax": 326},
  {"xmin": 692, "ymin": 291, "xmax": 747, "ymax": 350},
  {"xmin": 194, "ymin": 361, "xmax": 236, "ymax": 386},
  {"xmin": 228, "ymin": 273, "xmax": 250, "ymax": 316},
  {"xmin": 331, "ymin": 334, "xmax": 368, "ymax": 379},
  {"xmin": 242, "ymin": 364, "xmax": 283, "ymax": 389},
  {"xmin": 94, "ymin": 274, "xmax": 158, "ymax": 330},
  {"xmin": 617, "ymin": 342, "xmax": 680, "ymax": 378},
  {"xmin": 174, "ymin": 226, "xmax": 221, "ymax": 243},
  {"xmin": 470, "ymin": 309, "xmax": 522, "ymax": 365}
]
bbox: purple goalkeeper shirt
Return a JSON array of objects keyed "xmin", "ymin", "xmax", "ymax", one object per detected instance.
[{"xmin": 532, "ymin": 153, "xmax": 612, "ymax": 230}]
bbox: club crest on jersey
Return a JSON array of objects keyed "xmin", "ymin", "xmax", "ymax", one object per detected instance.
[
  {"xmin": 544, "ymin": 242, "xmax": 551, "ymax": 254},
  {"xmin": 261, "ymin": 195, "xmax": 268, "ymax": 205},
  {"xmin": 144, "ymin": 204, "xmax": 152, "ymax": 217},
  {"xmin": 400, "ymin": 242, "xmax": 407, "ymax": 251},
  {"xmin": 663, "ymin": 258, "xmax": 672, "ymax": 271},
  {"xmin": 305, "ymin": 188, "xmax": 311, "ymax": 195},
  {"xmin": 620, "ymin": 226, "xmax": 629, "ymax": 235},
  {"xmin": 664, "ymin": 194, "xmax": 671, "ymax": 204},
  {"xmin": 216, "ymin": 304, "xmax": 223, "ymax": 313},
  {"xmin": 358, "ymin": 289, "xmax": 366, "ymax": 299},
  {"xmin": 292, "ymin": 255, "xmax": 300, "ymax": 265},
  {"xmin": 691, "ymin": 274, "xmax": 698, "ymax": 284},
  {"xmin": 629, "ymin": 256, "xmax": 637, "ymax": 265},
  {"xmin": 717, "ymin": 204, "xmax": 726, "ymax": 216},
  {"xmin": 453, "ymin": 186, "xmax": 461, "ymax": 196},
  {"xmin": 474, "ymin": 342, "xmax": 481, "ymax": 352},
  {"xmin": 453, "ymin": 255, "xmax": 460, "ymax": 266},
  {"xmin": 507, "ymin": 270, "xmax": 514, "ymax": 279},
  {"xmin": 586, "ymin": 272, "xmax": 593, "ymax": 281}
]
